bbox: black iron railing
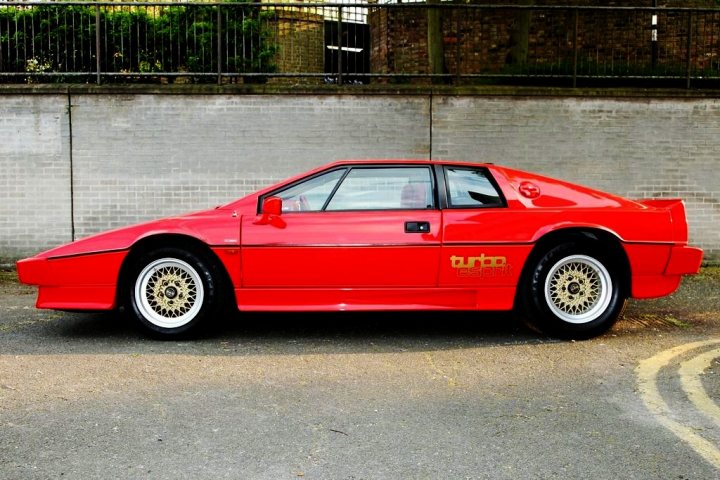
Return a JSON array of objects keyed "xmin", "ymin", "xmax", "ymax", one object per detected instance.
[{"xmin": 2, "ymin": 2, "xmax": 720, "ymax": 87}]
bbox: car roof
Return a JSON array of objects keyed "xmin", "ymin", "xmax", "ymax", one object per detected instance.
[{"xmin": 327, "ymin": 159, "xmax": 494, "ymax": 168}]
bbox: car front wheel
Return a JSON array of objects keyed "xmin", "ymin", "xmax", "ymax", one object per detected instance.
[
  {"xmin": 128, "ymin": 248, "xmax": 219, "ymax": 337},
  {"xmin": 523, "ymin": 242, "xmax": 626, "ymax": 339}
]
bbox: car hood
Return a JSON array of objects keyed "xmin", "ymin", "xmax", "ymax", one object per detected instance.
[{"xmin": 31, "ymin": 206, "xmax": 241, "ymax": 260}]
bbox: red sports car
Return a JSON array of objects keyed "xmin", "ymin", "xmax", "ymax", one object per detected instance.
[{"xmin": 17, "ymin": 160, "xmax": 703, "ymax": 339}]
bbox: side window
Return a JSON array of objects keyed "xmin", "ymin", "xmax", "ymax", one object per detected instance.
[
  {"xmin": 325, "ymin": 167, "xmax": 434, "ymax": 211},
  {"xmin": 273, "ymin": 169, "xmax": 345, "ymax": 212},
  {"xmin": 445, "ymin": 167, "xmax": 504, "ymax": 208}
]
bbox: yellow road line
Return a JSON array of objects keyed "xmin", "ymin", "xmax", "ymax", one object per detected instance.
[
  {"xmin": 680, "ymin": 348, "xmax": 720, "ymax": 428},
  {"xmin": 636, "ymin": 339, "xmax": 720, "ymax": 470}
]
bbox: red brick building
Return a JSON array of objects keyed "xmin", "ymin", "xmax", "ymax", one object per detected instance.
[{"xmin": 368, "ymin": 1, "xmax": 720, "ymax": 80}]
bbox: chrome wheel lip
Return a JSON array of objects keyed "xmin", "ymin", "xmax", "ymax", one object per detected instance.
[
  {"xmin": 134, "ymin": 258, "xmax": 204, "ymax": 329},
  {"xmin": 544, "ymin": 254, "xmax": 612, "ymax": 325}
]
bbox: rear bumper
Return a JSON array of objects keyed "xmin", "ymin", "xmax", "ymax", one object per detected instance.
[
  {"xmin": 665, "ymin": 246, "xmax": 703, "ymax": 275},
  {"xmin": 626, "ymin": 243, "xmax": 703, "ymax": 299}
]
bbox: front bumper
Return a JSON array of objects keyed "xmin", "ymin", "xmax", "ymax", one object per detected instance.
[{"xmin": 16, "ymin": 251, "xmax": 127, "ymax": 310}]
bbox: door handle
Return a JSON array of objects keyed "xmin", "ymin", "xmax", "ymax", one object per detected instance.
[{"xmin": 405, "ymin": 221, "xmax": 430, "ymax": 233}]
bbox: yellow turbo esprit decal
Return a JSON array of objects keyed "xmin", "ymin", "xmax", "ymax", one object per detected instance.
[{"xmin": 450, "ymin": 254, "xmax": 513, "ymax": 278}]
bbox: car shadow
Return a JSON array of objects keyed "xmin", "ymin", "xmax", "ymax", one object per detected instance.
[
  {"xmin": 218, "ymin": 310, "xmax": 547, "ymax": 350},
  {"xmin": 2, "ymin": 308, "xmax": 561, "ymax": 356},
  {"xmin": 4, "ymin": 268, "xmax": 716, "ymax": 356}
]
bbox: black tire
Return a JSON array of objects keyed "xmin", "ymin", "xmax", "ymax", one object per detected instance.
[
  {"xmin": 127, "ymin": 247, "xmax": 221, "ymax": 337},
  {"xmin": 521, "ymin": 242, "xmax": 626, "ymax": 339}
]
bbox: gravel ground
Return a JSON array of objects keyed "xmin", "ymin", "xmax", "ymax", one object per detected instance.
[{"xmin": 0, "ymin": 268, "xmax": 718, "ymax": 479}]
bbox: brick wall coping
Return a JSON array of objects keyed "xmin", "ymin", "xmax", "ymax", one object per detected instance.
[{"xmin": 3, "ymin": 83, "xmax": 720, "ymax": 99}]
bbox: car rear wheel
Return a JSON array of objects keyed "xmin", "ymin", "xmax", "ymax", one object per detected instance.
[
  {"xmin": 128, "ymin": 248, "xmax": 219, "ymax": 337},
  {"xmin": 522, "ymin": 242, "xmax": 626, "ymax": 339}
]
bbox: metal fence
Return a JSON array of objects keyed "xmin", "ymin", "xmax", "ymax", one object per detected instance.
[{"xmin": 2, "ymin": 1, "xmax": 720, "ymax": 87}]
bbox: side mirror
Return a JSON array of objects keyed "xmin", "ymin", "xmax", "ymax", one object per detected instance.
[
  {"xmin": 254, "ymin": 196, "xmax": 286, "ymax": 228},
  {"xmin": 262, "ymin": 196, "xmax": 282, "ymax": 216}
]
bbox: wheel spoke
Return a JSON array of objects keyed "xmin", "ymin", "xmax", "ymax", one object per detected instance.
[
  {"xmin": 134, "ymin": 258, "xmax": 205, "ymax": 329},
  {"xmin": 544, "ymin": 254, "xmax": 613, "ymax": 325}
]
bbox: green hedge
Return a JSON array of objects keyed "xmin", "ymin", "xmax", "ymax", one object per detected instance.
[{"xmin": 0, "ymin": 2, "xmax": 277, "ymax": 83}]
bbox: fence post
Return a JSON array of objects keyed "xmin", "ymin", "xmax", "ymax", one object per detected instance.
[
  {"xmin": 651, "ymin": 0, "xmax": 658, "ymax": 70},
  {"xmin": 95, "ymin": 5, "xmax": 101, "ymax": 85},
  {"xmin": 572, "ymin": 8, "xmax": 578, "ymax": 88},
  {"xmin": 686, "ymin": 11, "xmax": 693, "ymax": 89},
  {"xmin": 217, "ymin": 6, "xmax": 222, "ymax": 85},
  {"xmin": 337, "ymin": 6, "xmax": 343, "ymax": 85},
  {"xmin": 455, "ymin": 11, "xmax": 461, "ymax": 84}
]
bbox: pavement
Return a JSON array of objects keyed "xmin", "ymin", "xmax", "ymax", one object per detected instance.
[{"xmin": 0, "ymin": 269, "xmax": 719, "ymax": 479}]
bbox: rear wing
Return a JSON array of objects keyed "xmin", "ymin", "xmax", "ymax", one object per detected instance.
[{"xmin": 637, "ymin": 199, "xmax": 689, "ymax": 244}]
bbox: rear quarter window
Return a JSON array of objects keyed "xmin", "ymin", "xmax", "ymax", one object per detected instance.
[{"xmin": 445, "ymin": 167, "xmax": 504, "ymax": 208}]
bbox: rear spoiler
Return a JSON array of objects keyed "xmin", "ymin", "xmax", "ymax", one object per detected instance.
[{"xmin": 637, "ymin": 199, "xmax": 688, "ymax": 243}]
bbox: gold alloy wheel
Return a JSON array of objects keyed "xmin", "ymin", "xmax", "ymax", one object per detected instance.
[
  {"xmin": 544, "ymin": 254, "xmax": 612, "ymax": 324},
  {"xmin": 134, "ymin": 258, "xmax": 205, "ymax": 329}
]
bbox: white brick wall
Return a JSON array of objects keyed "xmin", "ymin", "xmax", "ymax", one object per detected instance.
[
  {"xmin": 0, "ymin": 95, "xmax": 72, "ymax": 259},
  {"xmin": 1, "ymin": 92, "xmax": 717, "ymax": 262},
  {"xmin": 70, "ymin": 94, "xmax": 430, "ymax": 239},
  {"xmin": 432, "ymin": 96, "xmax": 720, "ymax": 260}
]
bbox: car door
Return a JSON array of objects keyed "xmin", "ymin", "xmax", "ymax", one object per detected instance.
[
  {"xmin": 241, "ymin": 165, "xmax": 442, "ymax": 289},
  {"xmin": 438, "ymin": 165, "xmax": 530, "ymax": 299}
]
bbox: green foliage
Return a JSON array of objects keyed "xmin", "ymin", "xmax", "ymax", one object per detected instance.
[{"xmin": 0, "ymin": 2, "xmax": 277, "ymax": 83}]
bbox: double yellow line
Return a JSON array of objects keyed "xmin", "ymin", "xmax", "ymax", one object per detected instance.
[{"xmin": 636, "ymin": 339, "xmax": 720, "ymax": 469}]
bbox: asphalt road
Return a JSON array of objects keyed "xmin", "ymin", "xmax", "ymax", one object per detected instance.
[{"xmin": 1, "ymin": 270, "xmax": 719, "ymax": 480}]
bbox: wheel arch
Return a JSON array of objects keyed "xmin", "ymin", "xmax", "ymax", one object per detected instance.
[
  {"xmin": 515, "ymin": 227, "xmax": 631, "ymax": 309},
  {"xmin": 115, "ymin": 233, "xmax": 234, "ymax": 311}
]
